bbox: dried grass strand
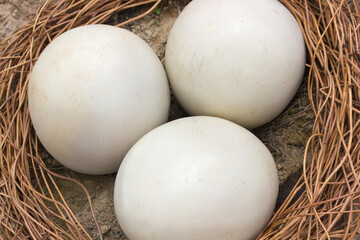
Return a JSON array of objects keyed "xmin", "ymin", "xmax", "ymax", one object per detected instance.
[{"xmin": 258, "ymin": 0, "xmax": 360, "ymax": 239}]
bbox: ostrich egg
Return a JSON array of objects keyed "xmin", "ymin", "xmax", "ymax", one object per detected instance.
[
  {"xmin": 114, "ymin": 116, "xmax": 279, "ymax": 240},
  {"xmin": 165, "ymin": 0, "xmax": 306, "ymax": 129},
  {"xmin": 28, "ymin": 24, "xmax": 170, "ymax": 175}
]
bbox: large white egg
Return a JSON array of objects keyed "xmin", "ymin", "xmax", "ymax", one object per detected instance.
[
  {"xmin": 114, "ymin": 116, "xmax": 278, "ymax": 240},
  {"xmin": 28, "ymin": 25, "xmax": 170, "ymax": 175},
  {"xmin": 165, "ymin": 0, "xmax": 306, "ymax": 129}
]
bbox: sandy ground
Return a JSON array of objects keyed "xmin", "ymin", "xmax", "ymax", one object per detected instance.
[{"xmin": 1, "ymin": 0, "xmax": 359, "ymax": 239}]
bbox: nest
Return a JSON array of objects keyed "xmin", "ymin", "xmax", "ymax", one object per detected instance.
[{"xmin": 0, "ymin": 0, "xmax": 359, "ymax": 239}]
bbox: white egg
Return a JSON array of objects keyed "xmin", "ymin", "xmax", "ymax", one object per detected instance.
[
  {"xmin": 165, "ymin": 0, "xmax": 306, "ymax": 129},
  {"xmin": 28, "ymin": 24, "xmax": 170, "ymax": 175},
  {"xmin": 114, "ymin": 116, "xmax": 278, "ymax": 240}
]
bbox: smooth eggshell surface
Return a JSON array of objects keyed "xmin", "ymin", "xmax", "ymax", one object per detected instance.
[
  {"xmin": 28, "ymin": 24, "xmax": 170, "ymax": 175},
  {"xmin": 114, "ymin": 116, "xmax": 279, "ymax": 240},
  {"xmin": 165, "ymin": 0, "xmax": 306, "ymax": 129}
]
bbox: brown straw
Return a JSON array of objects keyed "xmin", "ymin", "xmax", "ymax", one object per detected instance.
[
  {"xmin": 259, "ymin": 0, "xmax": 360, "ymax": 239},
  {"xmin": 0, "ymin": 0, "xmax": 359, "ymax": 239}
]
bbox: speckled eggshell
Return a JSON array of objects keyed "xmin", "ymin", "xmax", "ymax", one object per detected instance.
[
  {"xmin": 165, "ymin": 0, "xmax": 306, "ymax": 129},
  {"xmin": 28, "ymin": 24, "xmax": 170, "ymax": 175},
  {"xmin": 114, "ymin": 116, "xmax": 279, "ymax": 240}
]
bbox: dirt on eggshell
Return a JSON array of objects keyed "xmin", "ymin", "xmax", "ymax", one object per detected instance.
[{"xmin": 1, "ymin": 0, "xmax": 359, "ymax": 239}]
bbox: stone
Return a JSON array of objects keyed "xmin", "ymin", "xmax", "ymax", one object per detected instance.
[{"xmin": 100, "ymin": 225, "xmax": 111, "ymax": 234}]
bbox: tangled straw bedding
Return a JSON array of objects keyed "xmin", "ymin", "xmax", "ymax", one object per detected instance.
[{"xmin": 0, "ymin": 0, "xmax": 359, "ymax": 239}]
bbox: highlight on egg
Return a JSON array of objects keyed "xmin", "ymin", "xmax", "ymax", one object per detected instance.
[
  {"xmin": 28, "ymin": 24, "xmax": 170, "ymax": 175},
  {"xmin": 114, "ymin": 116, "xmax": 279, "ymax": 240},
  {"xmin": 165, "ymin": 0, "xmax": 306, "ymax": 129}
]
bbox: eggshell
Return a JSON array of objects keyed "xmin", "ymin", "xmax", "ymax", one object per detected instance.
[
  {"xmin": 28, "ymin": 24, "xmax": 170, "ymax": 175},
  {"xmin": 114, "ymin": 116, "xmax": 278, "ymax": 240},
  {"xmin": 165, "ymin": 0, "xmax": 306, "ymax": 129}
]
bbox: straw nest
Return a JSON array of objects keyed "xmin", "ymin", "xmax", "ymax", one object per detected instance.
[{"xmin": 0, "ymin": 0, "xmax": 359, "ymax": 239}]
